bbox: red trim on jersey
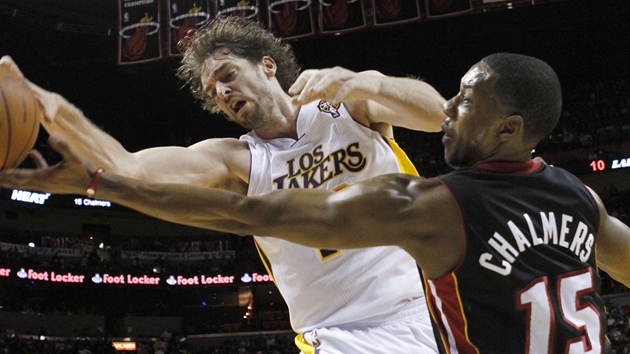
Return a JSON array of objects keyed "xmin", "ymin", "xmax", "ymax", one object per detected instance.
[
  {"xmin": 427, "ymin": 274, "xmax": 480, "ymax": 354},
  {"xmin": 475, "ymin": 160, "xmax": 542, "ymax": 174}
]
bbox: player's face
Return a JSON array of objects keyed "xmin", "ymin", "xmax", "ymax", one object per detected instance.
[
  {"xmin": 200, "ymin": 53, "xmax": 277, "ymax": 130},
  {"xmin": 441, "ymin": 62, "xmax": 507, "ymax": 168}
]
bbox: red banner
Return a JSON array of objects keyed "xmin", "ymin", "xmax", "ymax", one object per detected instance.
[
  {"xmin": 117, "ymin": 0, "xmax": 163, "ymax": 65},
  {"xmin": 371, "ymin": 0, "xmax": 422, "ymax": 27},
  {"xmin": 167, "ymin": 0, "xmax": 213, "ymax": 57},
  {"xmin": 318, "ymin": 0, "xmax": 367, "ymax": 35},
  {"xmin": 111, "ymin": 0, "xmax": 550, "ymax": 65},
  {"xmin": 425, "ymin": 0, "xmax": 472, "ymax": 18},
  {"xmin": 267, "ymin": 0, "xmax": 316, "ymax": 41}
]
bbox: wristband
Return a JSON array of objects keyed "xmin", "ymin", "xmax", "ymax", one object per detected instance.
[{"xmin": 86, "ymin": 167, "xmax": 105, "ymax": 198}]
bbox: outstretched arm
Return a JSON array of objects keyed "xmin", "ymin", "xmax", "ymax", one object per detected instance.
[
  {"xmin": 0, "ymin": 135, "xmax": 431, "ymax": 246},
  {"xmin": 588, "ymin": 187, "xmax": 630, "ymax": 287},
  {"xmin": 1, "ymin": 56, "xmax": 136, "ymax": 174},
  {"xmin": 288, "ymin": 67, "xmax": 445, "ymax": 135},
  {"xmin": 0, "ymin": 136, "xmax": 415, "ymax": 246},
  {"xmin": 0, "ymin": 56, "xmax": 249, "ymax": 189},
  {"xmin": 0, "ymin": 135, "xmax": 463, "ymax": 277}
]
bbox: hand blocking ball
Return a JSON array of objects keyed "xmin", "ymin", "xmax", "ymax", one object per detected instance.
[{"xmin": 0, "ymin": 73, "xmax": 41, "ymax": 169}]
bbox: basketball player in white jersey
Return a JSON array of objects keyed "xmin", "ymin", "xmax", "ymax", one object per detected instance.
[{"xmin": 0, "ymin": 16, "xmax": 445, "ymax": 353}]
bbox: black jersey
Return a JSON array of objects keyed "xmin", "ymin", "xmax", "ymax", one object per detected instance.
[{"xmin": 427, "ymin": 160, "xmax": 606, "ymax": 354}]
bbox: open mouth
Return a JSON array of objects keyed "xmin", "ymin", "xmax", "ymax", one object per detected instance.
[{"xmin": 231, "ymin": 100, "xmax": 246, "ymax": 114}]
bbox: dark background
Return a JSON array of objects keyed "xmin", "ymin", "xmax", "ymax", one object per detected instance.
[{"xmin": 1, "ymin": 0, "xmax": 629, "ymax": 153}]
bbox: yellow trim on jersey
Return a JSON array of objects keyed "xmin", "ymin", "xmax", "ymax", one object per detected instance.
[
  {"xmin": 451, "ymin": 273, "xmax": 480, "ymax": 353},
  {"xmin": 295, "ymin": 333, "xmax": 316, "ymax": 354},
  {"xmin": 318, "ymin": 249, "xmax": 341, "ymax": 261},
  {"xmin": 424, "ymin": 271, "xmax": 481, "ymax": 354},
  {"xmin": 387, "ymin": 138, "xmax": 420, "ymax": 176},
  {"xmin": 253, "ymin": 239, "xmax": 280, "ymax": 289}
]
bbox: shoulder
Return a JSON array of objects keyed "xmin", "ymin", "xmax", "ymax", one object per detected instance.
[
  {"xmin": 190, "ymin": 137, "xmax": 249, "ymax": 152},
  {"xmin": 189, "ymin": 137, "xmax": 251, "ymax": 185},
  {"xmin": 343, "ymin": 100, "xmax": 372, "ymax": 127}
]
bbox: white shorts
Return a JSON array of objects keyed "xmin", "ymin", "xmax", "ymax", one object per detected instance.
[{"xmin": 294, "ymin": 315, "xmax": 438, "ymax": 354}]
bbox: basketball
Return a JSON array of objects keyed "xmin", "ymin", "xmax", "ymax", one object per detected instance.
[{"xmin": 0, "ymin": 73, "xmax": 41, "ymax": 169}]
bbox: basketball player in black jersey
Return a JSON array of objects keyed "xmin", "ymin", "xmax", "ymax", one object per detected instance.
[{"xmin": 2, "ymin": 53, "xmax": 629, "ymax": 353}]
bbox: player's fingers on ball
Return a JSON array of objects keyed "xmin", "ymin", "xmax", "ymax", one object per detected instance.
[
  {"xmin": 0, "ymin": 55, "xmax": 24, "ymax": 78},
  {"xmin": 47, "ymin": 134, "xmax": 73, "ymax": 158},
  {"xmin": 0, "ymin": 72, "xmax": 40, "ymax": 169},
  {"xmin": 34, "ymin": 94, "xmax": 60, "ymax": 123},
  {"xmin": 28, "ymin": 150, "xmax": 49, "ymax": 169}
]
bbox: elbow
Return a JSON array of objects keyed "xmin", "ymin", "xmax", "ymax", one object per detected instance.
[
  {"xmin": 428, "ymin": 102, "xmax": 447, "ymax": 132},
  {"xmin": 359, "ymin": 70, "xmax": 385, "ymax": 77},
  {"xmin": 426, "ymin": 119, "xmax": 444, "ymax": 133}
]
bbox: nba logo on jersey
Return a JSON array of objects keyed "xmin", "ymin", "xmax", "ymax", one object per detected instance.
[{"xmin": 317, "ymin": 100, "xmax": 341, "ymax": 118}]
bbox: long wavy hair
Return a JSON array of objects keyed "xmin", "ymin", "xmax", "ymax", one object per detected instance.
[{"xmin": 177, "ymin": 16, "xmax": 301, "ymax": 114}]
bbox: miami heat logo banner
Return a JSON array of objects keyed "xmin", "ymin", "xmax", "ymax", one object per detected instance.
[
  {"xmin": 213, "ymin": 0, "xmax": 262, "ymax": 21},
  {"xmin": 266, "ymin": 0, "xmax": 316, "ymax": 41},
  {"xmin": 371, "ymin": 0, "xmax": 422, "ymax": 27},
  {"xmin": 425, "ymin": 0, "xmax": 472, "ymax": 18},
  {"xmin": 318, "ymin": 0, "xmax": 367, "ymax": 35},
  {"xmin": 117, "ymin": 0, "xmax": 163, "ymax": 65},
  {"xmin": 167, "ymin": 0, "xmax": 212, "ymax": 57},
  {"xmin": 478, "ymin": 0, "xmax": 531, "ymax": 10}
]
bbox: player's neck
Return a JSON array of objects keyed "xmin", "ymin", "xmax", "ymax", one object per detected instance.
[{"xmin": 253, "ymin": 105, "xmax": 300, "ymax": 140}]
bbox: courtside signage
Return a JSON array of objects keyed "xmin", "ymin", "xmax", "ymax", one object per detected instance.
[{"xmin": 3, "ymin": 266, "xmax": 273, "ymax": 287}]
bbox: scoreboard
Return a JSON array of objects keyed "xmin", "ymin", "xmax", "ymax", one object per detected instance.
[{"xmin": 588, "ymin": 156, "xmax": 630, "ymax": 173}]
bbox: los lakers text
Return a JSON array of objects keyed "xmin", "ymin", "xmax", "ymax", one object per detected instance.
[
  {"xmin": 480, "ymin": 211, "xmax": 594, "ymax": 275},
  {"xmin": 273, "ymin": 143, "xmax": 367, "ymax": 189}
]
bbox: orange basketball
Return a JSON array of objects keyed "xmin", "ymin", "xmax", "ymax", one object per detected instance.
[{"xmin": 0, "ymin": 74, "xmax": 41, "ymax": 169}]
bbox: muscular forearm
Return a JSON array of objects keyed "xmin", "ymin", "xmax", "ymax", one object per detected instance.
[
  {"xmin": 370, "ymin": 75, "xmax": 445, "ymax": 132},
  {"xmin": 95, "ymin": 172, "xmax": 256, "ymax": 235},
  {"xmin": 289, "ymin": 67, "xmax": 445, "ymax": 133},
  {"xmin": 95, "ymin": 172, "xmax": 333, "ymax": 242},
  {"xmin": 93, "ymin": 172, "xmax": 400, "ymax": 251}
]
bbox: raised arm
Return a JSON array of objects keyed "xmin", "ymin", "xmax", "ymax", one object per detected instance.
[
  {"xmin": 288, "ymin": 67, "xmax": 445, "ymax": 135},
  {"xmin": 588, "ymin": 187, "xmax": 630, "ymax": 287},
  {"xmin": 0, "ymin": 56, "xmax": 249, "ymax": 190}
]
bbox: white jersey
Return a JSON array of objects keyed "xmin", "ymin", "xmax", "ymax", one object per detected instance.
[{"xmin": 240, "ymin": 100, "xmax": 427, "ymax": 333}]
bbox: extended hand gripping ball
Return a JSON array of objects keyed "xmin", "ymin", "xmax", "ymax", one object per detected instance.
[{"xmin": 0, "ymin": 73, "xmax": 41, "ymax": 169}]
